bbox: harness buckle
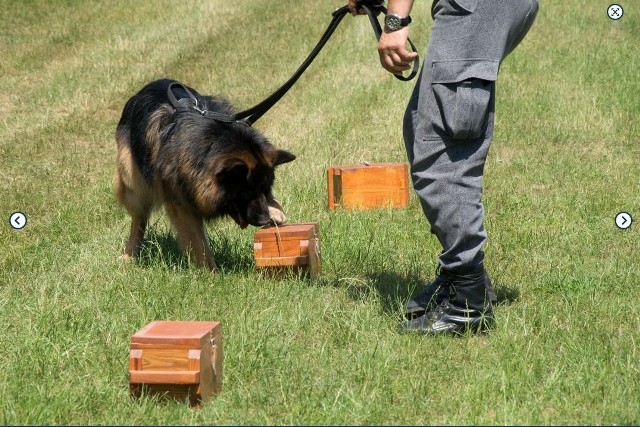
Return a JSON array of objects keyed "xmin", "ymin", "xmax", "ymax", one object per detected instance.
[{"xmin": 192, "ymin": 99, "xmax": 207, "ymax": 116}]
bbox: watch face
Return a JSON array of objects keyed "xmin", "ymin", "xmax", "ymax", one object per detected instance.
[{"xmin": 385, "ymin": 15, "xmax": 401, "ymax": 31}]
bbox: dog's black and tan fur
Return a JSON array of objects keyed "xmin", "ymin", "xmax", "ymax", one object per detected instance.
[{"xmin": 114, "ymin": 79, "xmax": 295, "ymax": 270}]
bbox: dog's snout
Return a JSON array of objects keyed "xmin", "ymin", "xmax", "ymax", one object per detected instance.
[
  {"xmin": 256, "ymin": 213, "xmax": 271, "ymax": 226},
  {"xmin": 247, "ymin": 210, "xmax": 271, "ymax": 227},
  {"xmin": 247, "ymin": 194, "xmax": 271, "ymax": 226}
]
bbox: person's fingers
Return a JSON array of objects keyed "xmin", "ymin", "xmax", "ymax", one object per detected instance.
[
  {"xmin": 381, "ymin": 49, "xmax": 418, "ymax": 73},
  {"xmin": 397, "ymin": 49, "xmax": 419, "ymax": 63},
  {"xmin": 348, "ymin": 0, "xmax": 375, "ymax": 16},
  {"xmin": 347, "ymin": 0, "xmax": 357, "ymax": 15},
  {"xmin": 347, "ymin": 0, "xmax": 364, "ymax": 15},
  {"xmin": 380, "ymin": 53, "xmax": 412, "ymax": 73},
  {"xmin": 377, "ymin": 29, "xmax": 418, "ymax": 74}
]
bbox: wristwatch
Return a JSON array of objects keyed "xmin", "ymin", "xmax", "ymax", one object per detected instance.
[{"xmin": 384, "ymin": 13, "xmax": 412, "ymax": 32}]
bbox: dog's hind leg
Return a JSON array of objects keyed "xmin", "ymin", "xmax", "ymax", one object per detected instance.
[
  {"xmin": 123, "ymin": 213, "xmax": 149, "ymax": 260},
  {"xmin": 114, "ymin": 173, "xmax": 152, "ymax": 260},
  {"xmin": 164, "ymin": 202, "xmax": 216, "ymax": 271},
  {"xmin": 114, "ymin": 130, "xmax": 154, "ymax": 260}
]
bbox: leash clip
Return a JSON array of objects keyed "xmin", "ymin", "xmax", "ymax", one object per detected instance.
[{"xmin": 192, "ymin": 99, "xmax": 207, "ymax": 116}]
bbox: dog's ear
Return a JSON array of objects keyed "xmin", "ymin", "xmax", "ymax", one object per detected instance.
[
  {"xmin": 273, "ymin": 149, "xmax": 296, "ymax": 166},
  {"xmin": 215, "ymin": 158, "xmax": 249, "ymax": 182}
]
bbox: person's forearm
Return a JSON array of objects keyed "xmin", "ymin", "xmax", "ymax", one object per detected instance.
[{"xmin": 386, "ymin": 0, "xmax": 414, "ymax": 18}]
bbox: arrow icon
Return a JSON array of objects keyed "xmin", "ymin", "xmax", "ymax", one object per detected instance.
[
  {"xmin": 615, "ymin": 212, "xmax": 632, "ymax": 230},
  {"xmin": 9, "ymin": 212, "xmax": 28, "ymax": 230}
]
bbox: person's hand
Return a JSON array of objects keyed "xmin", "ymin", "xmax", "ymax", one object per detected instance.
[
  {"xmin": 347, "ymin": 0, "xmax": 362, "ymax": 15},
  {"xmin": 378, "ymin": 27, "xmax": 418, "ymax": 75},
  {"xmin": 348, "ymin": 0, "xmax": 383, "ymax": 16}
]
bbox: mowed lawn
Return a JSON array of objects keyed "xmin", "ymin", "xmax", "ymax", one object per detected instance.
[{"xmin": 1, "ymin": 0, "xmax": 638, "ymax": 424}]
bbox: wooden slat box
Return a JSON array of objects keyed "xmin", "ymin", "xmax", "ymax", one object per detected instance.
[
  {"xmin": 327, "ymin": 162, "xmax": 409, "ymax": 210},
  {"xmin": 129, "ymin": 320, "xmax": 223, "ymax": 407},
  {"xmin": 254, "ymin": 222, "xmax": 321, "ymax": 278}
]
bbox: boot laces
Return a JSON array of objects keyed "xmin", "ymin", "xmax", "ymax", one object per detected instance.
[{"xmin": 433, "ymin": 272, "xmax": 455, "ymax": 315}]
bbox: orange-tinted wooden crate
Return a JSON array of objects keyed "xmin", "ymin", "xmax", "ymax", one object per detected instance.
[
  {"xmin": 129, "ymin": 320, "xmax": 223, "ymax": 407},
  {"xmin": 327, "ymin": 162, "xmax": 409, "ymax": 210},
  {"xmin": 254, "ymin": 222, "xmax": 321, "ymax": 278}
]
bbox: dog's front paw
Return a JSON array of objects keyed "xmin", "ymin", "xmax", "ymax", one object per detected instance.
[
  {"xmin": 267, "ymin": 197, "xmax": 287, "ymax": 225},
  {"xmin": 119, "ymin": 253, "xmax": 135, "ymax": 262}
]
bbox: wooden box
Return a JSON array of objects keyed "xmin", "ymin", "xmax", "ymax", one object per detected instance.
[
  {"xmin": 327, "ymin": 162, "xmax": 409, "ymax": 210},
  {"xmin": 254, "ymin": 222, "xmax": 321, "ymax": 278},
  {"xmin": 129, "ymin": 320, "xmax": 223, "ymax": 407}
]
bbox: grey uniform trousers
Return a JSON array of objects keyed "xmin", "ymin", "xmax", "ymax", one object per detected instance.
[{"xmin": 403, "ymin": 0, "xmax": 539, "ymax": 270}]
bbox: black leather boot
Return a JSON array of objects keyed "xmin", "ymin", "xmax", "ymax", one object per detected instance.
[
  {"xmin": 398, "ymin": 265, "xmax": 495, "ymax": 335},
  {"xmin": 405, "ymin": 264, "xmax": 497, "ymax": 319},
  {"xmin": 404, "ymin": 267, "xmax": 450, "ymax": 319}
]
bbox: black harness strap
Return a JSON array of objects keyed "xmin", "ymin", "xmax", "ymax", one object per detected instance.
[
  {"xmin": 168, "ymin": 1, "xmax": 419, "ymax": 126},
  {"xmin": 166, "ymin": 82, "xmax": 249, "ymax": 126}
]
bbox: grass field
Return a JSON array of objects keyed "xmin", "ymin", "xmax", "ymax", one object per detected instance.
[{"xmin": 1, "ymin": 0, "xmax": 638, "ymax": 424}]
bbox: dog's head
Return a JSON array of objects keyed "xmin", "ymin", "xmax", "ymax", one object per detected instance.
[{"xmin": 213, "ymin": 136, "xmax": 295, "ymax": 229}]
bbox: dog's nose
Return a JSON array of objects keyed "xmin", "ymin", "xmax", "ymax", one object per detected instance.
[
  {"xmin": 256, "ymin": 213, "xmax": 271, "ymax": 226},
  {"xmin": 248, "ymin": 195, "xmax": 271, "ymax": 227},
  {"xmin": 249, "ymin": 211, "xmax": 271, "ymax": 227}
]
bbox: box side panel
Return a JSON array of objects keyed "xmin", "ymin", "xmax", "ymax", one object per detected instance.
[
  {"xmin": 327, "ymin": 167, "xmax": 339, "ymax": 210},
  {"xmin": 211, "ymin": 330, "xmax": 223, "ymax": 395},
  {"xmin": 129, "ymin": 370, "xmax": 200, "ymax": 385},
  {"xmin": 257, "ymin": 239, "xmax": 306, "ymax": 258},
  {"xmin": 140, "ymin": 348, "xmax": 190, "ymax": 371},
  {"xmin": 340, "ymin": 165, "xmax": 409, "ymax": 209},
  {"xmin": 255, "ymin": 255, "xmax": 310, "ymax": 267}
]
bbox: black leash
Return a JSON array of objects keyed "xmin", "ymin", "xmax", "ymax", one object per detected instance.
[{"xmin": 168, "ymin": 1, "xmax": 419, "ymax": 126}]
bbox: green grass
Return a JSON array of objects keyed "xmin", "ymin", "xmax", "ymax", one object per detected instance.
[{"xmin": 1, "ymin": 0, "xmax": 639, "ymax": 424}]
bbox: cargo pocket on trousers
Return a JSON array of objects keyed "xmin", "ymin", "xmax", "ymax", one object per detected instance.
[
  {"xmin": 451, "ymin": 0, "xmax": 478, "ymax": 13},
  {"xmin": 431, "ymin": 59, "xmax": 499, "ymax": 140}
]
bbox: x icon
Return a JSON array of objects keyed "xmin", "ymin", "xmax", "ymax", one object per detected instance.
[{"xmin": 607, "ymin": 4, "xmax": 624, "ymax": 20}]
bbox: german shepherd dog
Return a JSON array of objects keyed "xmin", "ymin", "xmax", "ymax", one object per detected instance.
[{"xmin": 114, "ymin": 79, "xmax": 296, "ymax": 271}]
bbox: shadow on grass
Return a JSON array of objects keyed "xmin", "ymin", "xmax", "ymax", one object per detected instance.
[
  {"xmin": 135, "ymin": 228, "xmax": 253, "ymax": 273},
  {"xmin": 365, "ymin": 271, "xmax": 425, "ymax": 314},
  {"xmin": 324, "ymin": 270, "xmax": 521, "ymax": 315},
  {"xmin": 315, "ymin": 271, "xmax": 424, "ymax": 315},
  {"xmin": 494, "ymin": 282, "xmax": 520, "ymax": 306}
]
